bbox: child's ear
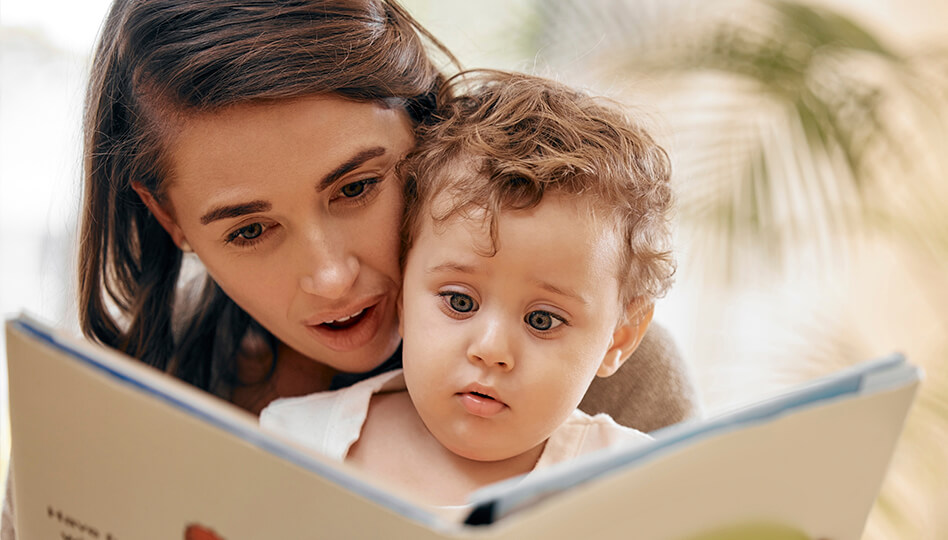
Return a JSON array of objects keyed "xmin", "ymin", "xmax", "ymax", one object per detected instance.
[
  {"xmin": 597, "ymin": 300, "xmax": 654, "ymax": 378},
  {"xmin": 131, "ymin": 182, "xmax": 191, "ymax": 251}
]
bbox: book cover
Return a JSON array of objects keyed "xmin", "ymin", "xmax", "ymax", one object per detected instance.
[{"xmin": 5, "ymin": 314, "xmax": 920, "ymax": 539}]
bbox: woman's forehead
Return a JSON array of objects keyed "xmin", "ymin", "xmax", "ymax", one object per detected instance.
[{"xmin": 166, "ymin": 96, "xmax": 413, "ymax": 189}]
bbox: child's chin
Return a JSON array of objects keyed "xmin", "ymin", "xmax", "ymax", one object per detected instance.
[
  {"xmin": 441, "ymin": 440, "xmax": 527, "ymax": 463},
  {"xmin": 445, "ymin": 444, "xmax": 496, "ymax": 462}
]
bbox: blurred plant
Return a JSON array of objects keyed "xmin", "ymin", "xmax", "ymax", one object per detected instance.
[
  {"xmin": 511, "ymin": 1, "xmax": 948, "ymax": 539},
  {"xmin": 520, "ymin": 0, "xmax": 948, "ymax": 286}
]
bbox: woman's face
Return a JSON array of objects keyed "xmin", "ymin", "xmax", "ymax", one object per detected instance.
[{"xmin": 154, "ymin": 95, "xmax": 412, "ymax": 373}]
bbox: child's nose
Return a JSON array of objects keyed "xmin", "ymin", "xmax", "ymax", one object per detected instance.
[{"xmin": 467, "ymin": 316, "xmax": 515, "ymax": 371}]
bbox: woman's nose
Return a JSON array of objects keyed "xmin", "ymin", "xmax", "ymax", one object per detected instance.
[
  {"xmin": 298, "ymin": 232, "xmax": 359, "ymax": 299},
  {"xmin": 467, "ymin": 316, "xmax": 515, "ymax": 371}
]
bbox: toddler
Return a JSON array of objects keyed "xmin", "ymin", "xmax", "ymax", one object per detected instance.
[{"xmin": 261, "ymin": 70, "xmax": 675, "ymax": 510}]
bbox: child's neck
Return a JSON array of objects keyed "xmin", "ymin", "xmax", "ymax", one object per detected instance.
[{"xmin": 346, "ymin": 390, "xmax": 545, "ymax": 506}]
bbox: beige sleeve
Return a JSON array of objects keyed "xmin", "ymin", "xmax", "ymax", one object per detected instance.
[{"xmin": 579, "ymin": 322, "xmax": 701, "ymax": 432}]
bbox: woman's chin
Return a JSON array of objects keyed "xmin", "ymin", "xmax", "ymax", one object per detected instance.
[{"xmin": 310, "ymin": 330, "xmax": 401, "ymax": 375}]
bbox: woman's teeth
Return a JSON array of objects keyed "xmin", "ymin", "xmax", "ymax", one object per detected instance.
[{"xmin": 327, "ymin": 308, "xmax": 364, "ymax": 325}]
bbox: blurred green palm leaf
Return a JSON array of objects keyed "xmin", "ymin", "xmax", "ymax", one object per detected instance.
[{"xmin": 520, "ymin": 0, "xmax": 948, "ymax": 283}]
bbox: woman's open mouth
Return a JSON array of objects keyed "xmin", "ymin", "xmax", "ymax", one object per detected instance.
[
  {"xmin": 320, "ymin": 308, "xmax": 368, "ymax": 330},
  {"xmin": 305, "ymin": 300, "xmax": 386, "ymax": 352}
]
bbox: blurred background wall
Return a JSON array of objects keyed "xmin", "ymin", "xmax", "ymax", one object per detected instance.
[{"xmin": 2, "ymin": 1, "xmax": 946, "ymax": 538}]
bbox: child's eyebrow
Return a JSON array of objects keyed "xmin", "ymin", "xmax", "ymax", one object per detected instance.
[
  {"xmin": 425, "ymin": 262, "xmax": 588, "ymax": 305},
  {"xmin": 535, "ymin": 280, "xmax": 589, "ymax": 306},
  {"xmin": 425, "ymin": 262, "xmax": 476, "ymax": 275}
]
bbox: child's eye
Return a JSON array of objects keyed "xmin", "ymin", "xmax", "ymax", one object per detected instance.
[
  {"xmin": 525, "ymin": 310, "xmax": 566, "ymax": 331},
  {"xmin": 438, "ymin": 292, "xmax": 479, "ymax": 314}
]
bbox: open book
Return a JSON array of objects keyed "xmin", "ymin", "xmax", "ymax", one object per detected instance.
[{"xmin": 5, "ymin": 313, "xmax": 919, "ymax": 540}]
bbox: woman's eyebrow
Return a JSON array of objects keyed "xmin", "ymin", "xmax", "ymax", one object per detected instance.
[
  {"xmin": 317, "ymin": 146, "xmax": 386, "ymax": 191},
  {"xmin": 200, "ymin": 201, "xmax": 271, "ymax": 225},
  {"xmin": 198, "ymin": 146, "xmax": 389, "ymax": 225}
]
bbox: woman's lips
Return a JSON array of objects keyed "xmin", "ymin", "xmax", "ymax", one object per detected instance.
[
  {"xmin": 305, "ymin": 298, "xmax": 386, "ymax": 352},
  {"xmin": 457, "ymin": 390, "xmax": 507, "ymax": 418}
]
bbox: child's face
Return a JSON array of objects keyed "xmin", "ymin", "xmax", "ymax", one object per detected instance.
[{"xmin": 400, "ymin": 190, "xmax": 637, "ymax": 462}]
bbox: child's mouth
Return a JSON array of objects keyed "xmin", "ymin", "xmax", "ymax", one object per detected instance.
[{"xmin": 457, "ymin": 388, "xmax": 506, "ymax": 417}]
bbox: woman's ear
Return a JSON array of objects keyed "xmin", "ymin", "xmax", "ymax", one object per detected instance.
[
  {"xmin": 131, "ymin": 182, "xmax": 192, "ymax": 251},
  {"xmin": 597, "ymin": 300, "xmax": 655, "ymax": 378}
]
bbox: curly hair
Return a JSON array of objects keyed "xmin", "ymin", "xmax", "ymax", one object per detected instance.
[{"xmin": 402, "ymin": 70, "xmax": 675, "ymax": 305}]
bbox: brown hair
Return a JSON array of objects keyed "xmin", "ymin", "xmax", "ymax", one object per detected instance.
[
  {"xmin": 402, "ymin": 70, "xmax": 675, "ymax": 306},
  {"xmin": 79, "ymin": 0, "xmax": 454, "ymax": 396}
]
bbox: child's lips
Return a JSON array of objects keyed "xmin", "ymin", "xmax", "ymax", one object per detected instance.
[{"xmin": 456, "ymin": 385, "xmax": 507, "ymax": 417}]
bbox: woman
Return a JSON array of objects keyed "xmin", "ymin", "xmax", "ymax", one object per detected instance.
[{"xmin": 79, "ymin": 0, "xmax": 448, "ymax": 413}]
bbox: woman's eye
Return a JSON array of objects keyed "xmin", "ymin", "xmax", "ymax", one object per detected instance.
[
  {"xmin": 340, "ymin": 181, "xmax": 366, "ymax": 198},
  {"xmin": 331, "ymin": 178, "xmax": 384, "ymax": 206},
  {"xmin": 440, "ymin": 292, "xmax": 478, "ymax": 314},
  {"xmin": 339, "ymin": 178, "xmax": 379, "ymax": 199},
  {"xmin": 238, "ymin": 223, "xmax": 264, "ymax": 240},
  {"xmin": 226, "ymin": 222, "xmax": 267, "ymax": 245},
  {"xmin": 525, "ymin": 310, "xmax": 565, "ymax": 331}
]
